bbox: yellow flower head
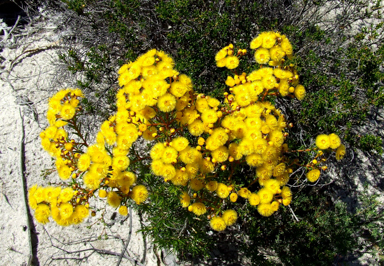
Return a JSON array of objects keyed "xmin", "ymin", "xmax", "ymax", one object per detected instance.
[
  {"xmin": 336, "ymin": 144, "xmax": 346, "ymax": 161},
  {"xmin": 272, "ymin": 163, "xmax": 286, "ymax": 177},
  {"xmin": 180, "ymin": 192, "xmax": 191, "ymax": 208},
  {"xmin": 188, "ymin": 119, "xmax": 205, "ymax": 136},
  {"xmin": 35, "ymin": 204, "xmax": 51, "ymax": 224},
  {"xmin": 257, "ymin": 203, "xmax": 274, "ymax": 217},
  {"xmin": 222, "ymin": 209, "xmax": 238, "ymax": 226},
  {"xmin": 210, "ymin": 216, "xmax": 227, "ymax": 231},
  {"xmin": 246, "ymin": 153, "xmax": 263, "ymax": 167},
  {"xmin": 229, "ymin": 143, "xmax": 243, "ymax": 161},
  {"xmin": 216, "ymin": 183, "xmax": 230, "ymax": 199},
  {"xmin": 119, "ymin": 206, "xmax": 128, "ymax": 216},
  {"xmin": 238, "ymin": 187, "xmax": 251, "ymax": 199},
  {"xmin": 264, "ymin": 179, "xmax": 281, "ymax": 194},
  {"xmin": 211, "ymin": 146, "xmax": 229, "ymax": 163},
  {"xmin": 171, "ymin": 169, "xmax": 189, "ymax": 186},
  {"xmin": 170, "ymin": 81, "xmax": 188, "ymax": 97},
  {"xmin": 189, "ymin": 179, "xmax": 205, "ymax": 191},
  {"xmin": 206, "ymin": 181, "xmax": 218, "ymax": 192},
  {"xmin": 201, "ymin": 109, "xmax": 218, "ymax": 124},
  {"xmin": 316, "ymin": 134, "xmax": 330, "ymax": 150},
  {"xmin": 59, "ymin": 202, "xmax": 74, "ymax": 220},
  {"xmin": 250, "ymin": 33, "xmax": 265, "ymax": 49},
  {"xmin": 131, "ymin": 185, "xmax": 149, "ymax": 205},
  {"xmin": 307, "ymin": 169, "xmax": 321, "ymax": 182},
  {"xmin": 162, "ymin": 147, "xmax": 178, "ymax": 164},
  {"xmin": 255, "ymin": 48, "xmax": 270, "ymax": 64},
  {"xmin": 271, "ymin": 201, "xmax": 280, "ymax": 212},
  {"xmin": 157, "ymin": 93, "xmax": 176, "ymax": 112},
  {"xmin": 230, "ymin": 192, "xmax": 238, "ymax": 202},
  {"xmin": 281, "ymin": 186, "xmax": 292, "ymax": 199},
  {"xmin": 249, "ymin": 193, "xmax": 260, "ymax": 206},
  {"xmin": 270, "ymin": 45, "xmax": 285, "ymax": 62},
  {"xmin": 225, "ymin": 56, "xmax": 240, "ymax": 69},
  {"xmin": 294, "ymin": 85, "xmax": 306, "ymax": 101},
  {"xmin": 162, "ymin": 164, "xmax": 177, "ymax": 181},
  {"xmin": 329, "ymin": 133, "xmax": 341, "ymax": 149},
  {"xmin": 59, "ymin": 187, "xmax": 74, "ymax": 203},
  {"xmin": 191, "ymin": 202, "xmax": 207, "ymax": 216},
  {"xmin": 107, "ymin": 191, "xmax": 121, "ymax": 208},
  {"xmin": 257, "ymin": 188, "xmax": 274, "ymax": 204},
  {"xmin": 215, "ymin": 48, "xmax": 228, "ymax": 61},
  {"xmin": 150, "ymin": 142, "xmax": 165, "ymax": 160},
  {"xmin": 262, "ymin": 32, "xmax": 277, "ymax": 49}
]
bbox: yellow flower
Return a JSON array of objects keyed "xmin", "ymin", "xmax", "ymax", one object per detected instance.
[
  {"xmin": 246, "ymin": 153, "xmax": 263, "ymax": 167},
  {"xmin": 235, "ymin": 92, "xmax": 251, "ymax": 107},
  {"xmin": 170, "ymin": 81, "xmax": 188, "ymax": 97},
  {"xmin": 254, "ymin": 48, "xmax": 270, "ymax": 64},
  {"xmin": 150, "ymin": 142, "xmax": 165, "ymax": 160},
  {"xmin": 162, "ymin": 147, "xmax": 178, "ymax": 164},
  {"xmin": 257, "ymin": 203, "xmax": 274, "ymax": 217},
  {"xmin": 249, "ymin": 193, "xmax": 260, "ymax": 206},
  {"xmin": 230, "ymin": 193, "xmax": 238, "ymax": 202},
  {"xmin": 257, "ymin": 188, "xmax": 274, "ymax": 204},
  {"xmin": 211, "ymin": 146, "xmax": 229, "ymax": 163},
  {"xmin": 329, "ymin": 133, "xmax": 341, "ymax": 149},
  {"xmin": 307, "ymin": 169, "xmax": 321, "ymax": 182},
  {"xmin": 206, "ymin": 181, "xmax": 218, "ymax": 192},
  {"xmin": 161, "ymin": 164, "xmax": 176, "ymax": 181},
  {"xmin": 189, "ymin": 179, "xmax": 204, "ymax": 191},
  {"xmin": 250, "ymin": 33, "xmax": 264, "ymax": 49},
  {"xmin": 238, "ymin": 139, "xmax": 254, "ymax": 155},
  {"xmin": 336, "ymin": 144, "xmax": 346, "ymax": 161},
  {"xmin": 225, "ymin": 56, "xmax": 239, "ymax": 69},
  {"xmin": 238, "ymin": 187, "xmax": 251, "ymax": 199},
  {"xmin": 112, "ymin": 156, "xmax": 130, "ymax": 171},
  {"xmin": 171, "ymin": 169, "xmax": 189, "ymax": 186},
  {"xmin": 59, "ymin": 203, "xmax": 74, "ymax": 220},
  {"xmin": 294, "ymin": 85, "xmax": 306, "ymax": 101},
  {"xmin": 276, "ymin": 173, "xmax": 290, "ymax": 186},
  {"xmin": 157, "ymin": 93, "xmax": 176, "ymax": 112},
  {"xmin": 119, "ymin": 206, "xmax": 128, "ymax": 216},
  {"xmin": 264, "ymin": 179, "xmax": 281, "ymax": 194},
  {"xmin": 281, "ymin": 37, "xmax": 293, "ymax": 55},
  {"xmin": 98, "ymin": 189, "xmax": 107, "ymax": 198},
  {"xmin": 272, "ymin": 163, "xmax": 286, "ymax": 177},
  {"xmin": 281, "ymin": 186, "xmax": 292, "ymax": 199},
  {"xmin": 225, "ymin": 76, "xmax": 235, "ymax": 87},
  {"xmin": 210, "ymin": 216, "xmax": 226, "ymax": 231},
  {"xmin": 216, "ymin": 58, "xmax": 227, "ymax": 67},
  {"xmin": 188, "ymin": 120, "xmax": 205, "ymax": 136},
  {"xmin": 316, "ymin": 134, "xmax": 330, "ymax": 150},
  {"xmin": 222, "ymin": 209, "xmax": 238, "ymax": 226},
  {"xmin": 118, "ymin": 171, "xmax": 137, "ymax": 187},
  {"xmin": 216, "ymin": 183, "xmax": 230, "ymax": 199},
  {"xmin": 201, "ymin": 109, "xmax": 218, "ymax": 124},
  {"xmin": 270, "ymin": 45, "xmax": 285, "ymax": 62},
  {"xmin": 74, "ymin": 205, "xmax": 89, "ymax": 219},
  {"xmin": 107, "ymin": 191, "xmax": 121, "ymax": 208},
  {"xmin": 180, "ymin": 192, "xmax": 191, "ymax": 208},
  {"xmin": 191, "ymin": 202, "xmax": 207, "ymax": 216},
  {"xmin": 59, "ymin": 187, "xmax": 74, "ymax": 203},
  {"xmin": 262, "ymin": 32, "xmax": 277, "ymax": 49},
  {"xmin": 271, "ymin": 201, "xmax": 280, "ymax": 212},
  {"xmin": 35, "ymin": 204, "xmax": 51, "ymax": 224},
  {"xmin": 215, "ymin": 48, "xmax": 227, "ymax": 61}
]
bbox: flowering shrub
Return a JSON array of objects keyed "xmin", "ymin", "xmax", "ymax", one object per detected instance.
[{"xmin": 29, "ymin": 32, "xmax": 346, "ymax": 231}]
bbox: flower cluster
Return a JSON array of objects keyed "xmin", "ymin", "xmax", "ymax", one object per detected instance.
[{"xmin": 30, "ymin": 32, "xmax": 345, "ymax": 232}]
